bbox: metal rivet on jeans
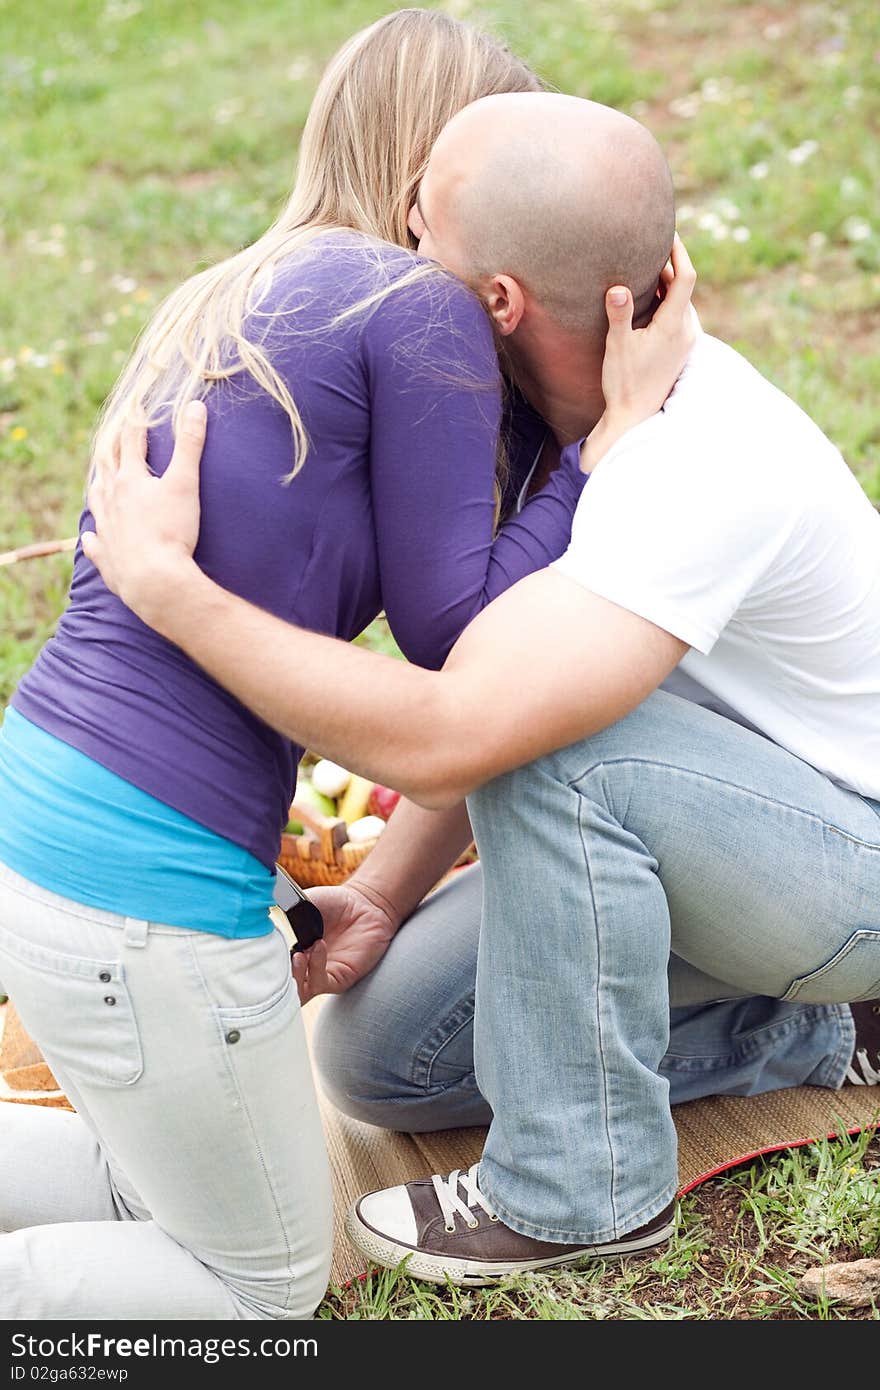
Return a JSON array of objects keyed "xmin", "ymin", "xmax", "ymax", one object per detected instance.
[
  {"xmin": 99, "ymin": 971, "xmax": 111, "ymax": 983},
  {"xmin": 225, "ymin": 1029, "xmax": 241, "ymax": 1044},
  {"xmin": 103, "ymin": 995, "xmax": 117, "ymax": 1006}
]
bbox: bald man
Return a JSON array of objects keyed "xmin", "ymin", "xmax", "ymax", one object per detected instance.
[{"xmin": 86, "ymin": 94, "xmax": 880, "ymax": 1285}]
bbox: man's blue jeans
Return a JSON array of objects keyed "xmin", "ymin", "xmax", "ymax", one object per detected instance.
[{"xmin": 316, "ymin": 690, "xmax": 880, "ymax": 1243}]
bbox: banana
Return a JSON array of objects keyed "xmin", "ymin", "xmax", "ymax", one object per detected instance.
[{"xmin": 337, "ymin": 773, "xmax": 375, "ymax": 825}]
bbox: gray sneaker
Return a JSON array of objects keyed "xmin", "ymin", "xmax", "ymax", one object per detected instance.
[{"xmin": 346, "ymin": 1162, "xmax": 676, "ymax": 1286}]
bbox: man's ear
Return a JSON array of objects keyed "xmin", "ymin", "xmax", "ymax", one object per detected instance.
[{"xmin": 482, "ymin": 274, "xmax": 526, "ymax": 337}]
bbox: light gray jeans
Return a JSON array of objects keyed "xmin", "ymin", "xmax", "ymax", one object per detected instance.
[
  {"xmin": 316, "ymin": 690, "xmax": 879, "ymax": 1245},
  {"xmin": 0, "ymin": 861, "xmax": 333, "ymax": 1320}
]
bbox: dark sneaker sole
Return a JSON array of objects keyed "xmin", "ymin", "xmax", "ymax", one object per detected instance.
[{"xmin": 345, "ymin": 1203, "xmax": 675, "ymax": 1287}]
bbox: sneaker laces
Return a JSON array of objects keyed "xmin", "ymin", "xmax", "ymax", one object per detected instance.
[
  {"xmin": 431, "ymin": 1163, "xmax": 499, "ymax": 1233},
  {"xmin": 845, "ymin": 1047, "xmax": 880, "ymax": 1085}
]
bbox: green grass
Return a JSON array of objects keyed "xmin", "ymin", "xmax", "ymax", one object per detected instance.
[
  {"xmin": 1, "ymin": 0, "xmax": 879, "ymax": 1318},
  {"xmin": 321, "ymin": 1129, "xmax": 880, "ymax": 1320},
  {"xmin": 1, "ymin": 0, "xmax": 878, "ymax": 700}
]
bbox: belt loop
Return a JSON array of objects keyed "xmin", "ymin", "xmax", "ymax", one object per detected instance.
[{"xmin": 123, "ymin": 917, "xmax": 149, "ymax": 949}]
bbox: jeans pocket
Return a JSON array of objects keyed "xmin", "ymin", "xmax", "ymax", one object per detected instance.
[
  {"xmin": 215, "ymin": 971, "xmax": 297, "ymax": 1046},
  {"xmin": 0, "ymin": 923, "xmax": 144, "ymax": 1087},
  {"xmin": 781, "ymin": 930, "xmax": 880, "ymax": 1004}
]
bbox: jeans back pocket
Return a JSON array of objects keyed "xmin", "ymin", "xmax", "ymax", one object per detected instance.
[
  {"xmin": 782, "ymin": 929, "xmax": 880, "ymax": 1004},
  {"xmin": 215, "ymin": 971, "xmax": 296, "ymax": 1046},
  {"xmin": 0, "ymin": 924, "xmax": 143, "ymax": 1088}
]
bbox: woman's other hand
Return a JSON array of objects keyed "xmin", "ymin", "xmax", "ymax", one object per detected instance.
[
  {"xmin": 81, "ymin": 401, "xmax": 207, "ymax": 623},
  {"xmin": 291, "ymin": 881, "xmax": 399, "ymax": 1005},
  {"xmin": 581, "ymin": 235, "xmax": 697, "ymax": 473}
]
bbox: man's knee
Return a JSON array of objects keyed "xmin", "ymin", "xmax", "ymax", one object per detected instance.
[
  {"xmin": 311, "ymin": 993, "xmax": 420, "ymax": 1126},
  {"xmin": 468, "ymin": 690, "xmax": 703, "ymax": 827}
]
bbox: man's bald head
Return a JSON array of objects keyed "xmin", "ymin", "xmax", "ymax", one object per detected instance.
[{"xmin": 422, "ymin": 93, "xmax": 675, "ymax": 340}]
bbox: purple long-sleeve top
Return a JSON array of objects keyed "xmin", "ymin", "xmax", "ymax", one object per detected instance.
[{"xmin": 13, "ymin": 234, "xmax": 586, "ymax": 868}]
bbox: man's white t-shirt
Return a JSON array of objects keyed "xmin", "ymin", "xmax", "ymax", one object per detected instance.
[{"xmin": 552, "ymin": 331, "xmax": 880, "ymax": 800}]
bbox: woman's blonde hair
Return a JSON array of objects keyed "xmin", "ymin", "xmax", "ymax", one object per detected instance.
[{"xmin": 94, "ymin": 8, "xmax": 541, "ymax": 474}]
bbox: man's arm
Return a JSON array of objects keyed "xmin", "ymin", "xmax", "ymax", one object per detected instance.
[
  {"xmin": 341, "ymin": 795, "xmax": 475, "ymax": 927},
  {"xmin": 84, "ymin": 428, "xmax": 685, "ymax": 807},
  {"xmin": 291, "ymin": 795, "xmax": 475, "ymax": 1002},
  {"xmin": 174, "ymin": 568, "xmax": 683, "ymax": 805},
  {"xmin": 82, "ymin": 248, "xmax": 697, "ymax": 806}
]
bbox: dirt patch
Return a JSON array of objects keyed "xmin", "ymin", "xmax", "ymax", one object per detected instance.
[
  {"xmin": 692, "ymin": 256, "xmax": 880, "ymax": 359},
  {"xmin": 91, "ymin": 161, "xmax": 224, "ymax": 191},
  {"xmin": 623, "ymin": 1, "xmax": 806, "ymax": 116}
]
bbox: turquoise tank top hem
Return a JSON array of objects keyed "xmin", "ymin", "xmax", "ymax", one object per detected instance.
[{"xmin": 0, "ymin": 708, "xmax": 274, "ymax": 938}]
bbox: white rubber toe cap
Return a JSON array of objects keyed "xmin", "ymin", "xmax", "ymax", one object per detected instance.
[{"xmin": 357, "ymin": 1185, "xmax": 418, "ymax": 1246}]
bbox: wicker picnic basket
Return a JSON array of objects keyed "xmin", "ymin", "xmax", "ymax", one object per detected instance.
[
  {"xmin": 278, "ymin": 795, "xmax": 478, "ymax": 889},
  {"xmin": 0, "ymin": 1001, "xmax": 71, "ymax": 1109},
  {"xmin": 278, "ymin": 796, "xmax": 380, "ymax": 889}
]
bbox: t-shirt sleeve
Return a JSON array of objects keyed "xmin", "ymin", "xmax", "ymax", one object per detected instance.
[
  {"xmin": 363, "ymin": 275, "xmax": 585, "ymax": 669},
  {"xmin": 552, "ymin": 429, "xmax": 799, "ymax": 653}
]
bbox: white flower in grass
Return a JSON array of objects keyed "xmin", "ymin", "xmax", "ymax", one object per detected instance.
[
  {"xmin": 104, "ymin": 1, "xmax": 142, "ymax": 20},
  {"xmin": 763, "ymin": 22, "xmax": 785, "ymax": 40},
  {"xmin": 732, "ymin": 226, "xmax": 751, "ymax": 243},
  {"xmin": 677, "ymin": 205, "xmax": 696, "ymax": 222},
  {"xmin": 287, "ymin": 58, "xmax": 309, "ymax": 82},
  {"xmin": 843, "ymin": 217, "xmax": 872, "ymax": 243},
  {"xmin": 787, "ymin": 140, "xmax": 818, "ymax": 165},
  {"xmin": 0, "ymin": 358, "xmax": 16, "ymax": 376},
  {"xmin": 719, "ymin": 200, "xmax": 740, "ymax": 221},
  {"xmin": 697, "ymin": 211, "xmax": 721, "ymax": 232},
  {"xmin": 79, "ymin": 258, "xmax": 95, "ymax": 274},
  {"xmin": 84, "ymin": 331, "xmax": 108, "ymax": 345},
  {"xmin": 25, "ymin": 229, "xmax": 65, "ymax": 256},
  {"xmin": 214, "ymin": 99, "xmax": 243, "ymax": 125},
  {"xmin": 112, "ymin": 275, "xmax": 137, "ymax": 294},
  {"xmin": 712, "ymin": 224, "xmax": 730, "ymax": 241},
  {"xmin": 101, "ymin": 311, "xmax": 118, "ymax": 326},
  {"xmin": 700, "ymin": 77, "xmax": 733, "ymax": 104},
  {"xmin": 749, "ymin": 161, "xmax": 769, "ymax": 180},
  {"xmin": 807, "ymin": 231, "xmax": 828, "ymax": 252},
  {"xmin": 30, "ymin": 355, "xmax": 49, "ymax": 369},
  {"xmin": 669, "ymin": 93, "xmax": 701, "ymax": 119},
  {"xmin": 840, "ymin": 176, "xmax": 860, "ymax": 199}
]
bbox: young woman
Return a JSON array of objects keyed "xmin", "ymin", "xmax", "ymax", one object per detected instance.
[{"xmin": 0, "ymin": 10, "xmax": 587, "ymax": 1320}]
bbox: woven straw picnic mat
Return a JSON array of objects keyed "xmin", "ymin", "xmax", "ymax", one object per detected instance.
[{"xmin": 2, "ymin": 1000, "xmax": 878, "ymax": 1287}]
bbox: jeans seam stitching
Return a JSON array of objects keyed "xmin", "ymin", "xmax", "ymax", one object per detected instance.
[
  {"xmin": 578, "ymin": 792, "xmax": 617, "ymax": 1227},
  {"xmin": 184, "ymin": 934, "xmax": 296, "ymax": 1312},
  {"xmin": 564, "ymin": 759, "xmax": 880, "ymax": 849},
  {"xmin": 660, "ymin": 1005, "xmax": 847, "ymax": 1064},
  {"xmin": 411, "ymin": 997, "xmax": 475, "ymax": 1091}
]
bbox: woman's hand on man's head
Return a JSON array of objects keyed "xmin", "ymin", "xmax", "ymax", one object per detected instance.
[
  {"xmin": 82, "ymin": 401, "xmax": 207, "ymax": 628},
  {"xmin": 581, "ymin": 234, "xmax": 698, "ymax": 474}
]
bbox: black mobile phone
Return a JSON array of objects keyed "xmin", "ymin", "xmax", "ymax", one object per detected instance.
[{"xmin": 272, "ymin": 864, "xmax": 324, "ymax": 953}]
